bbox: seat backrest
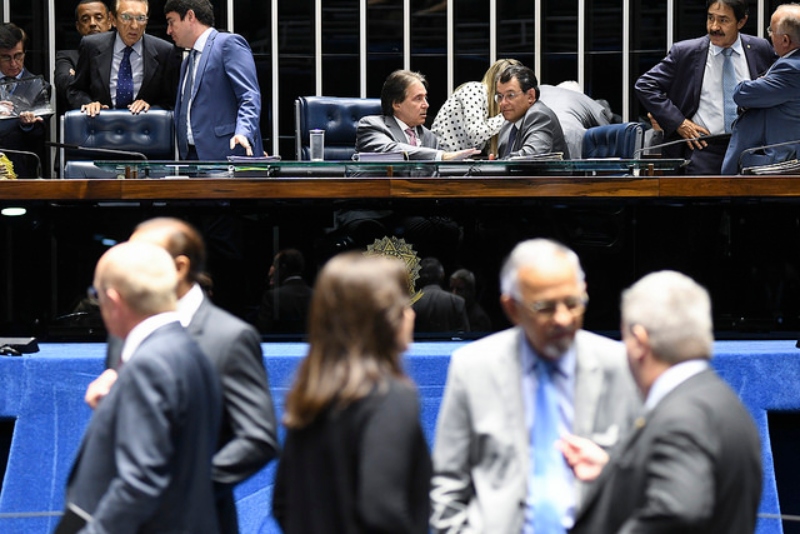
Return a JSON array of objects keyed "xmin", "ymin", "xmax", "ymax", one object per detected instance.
[
  {"xmin": 295, "ymin": 96, "xmax": 382, "ymax": 161},
  {"xmin": 60, "ymin": 109, "xmax": 175, "ymax": 177},
  {"xmin": 581, "ymin": 122, "xmax": 644, "ymax": 159}
]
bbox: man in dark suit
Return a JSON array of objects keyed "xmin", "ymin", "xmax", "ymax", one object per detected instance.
[
  {"xmin": 57, "ymin": 241, "xmax": 221, "ymax": 534},
  {"xmin": 257, "ymin": 248, "xmax": 313, "ymax": 335},
  {"xmin": 164, "ymin": 0, "xmax": 263, "ymax": 160},
  {"xmin": 356, "ymin": 69, "xmax": 479, "ymax": 161},
  {"xmin": 54, "ymin": 0, "xmax": 113, "ymax": 116},
  {"xmin": 635, "ymin": 0, "xmax": 775, "ymax": 175},
  {"xmin": 561, "ymin": 270, "xmax": 762, "ymax": 534},
  {"xmin": 86, "ymin": 217, "xmax": 279, "ymax": 534},
  {"xmin": 496, "ymin": 64, "xmax": 570, "ymax": 159},
  {"xmin": 412, "ymin": 257, "xmax": 469, "ymax": 334},
  {"xmin": 67, "ymin": 0, "xmax": 180, "ymax": 116},
  {"xmin": 0, "ymin": 22, "xmax": 50, "ymax": 178},
  {"xmin": 722, "ymin": 4, "xmax": 800, "ymax": 174}
]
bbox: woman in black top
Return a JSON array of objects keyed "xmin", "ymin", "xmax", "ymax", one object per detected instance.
[{"xmin": 272, "ymin": 252, "xmax": 432, "ymax": 533}]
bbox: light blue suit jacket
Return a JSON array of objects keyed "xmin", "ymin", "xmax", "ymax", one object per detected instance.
[
  {"xmin": 722, "ymin": 51, "xmax": 800, "ymax": 174},
  {"xmin": 176, "ymin": 29, "xmax": 264, "ymax": 160}
]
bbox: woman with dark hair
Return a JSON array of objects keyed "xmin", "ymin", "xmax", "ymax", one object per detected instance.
[{"xmin": 272, "ymin": 252, "xmax": 431, "ymax": 534}]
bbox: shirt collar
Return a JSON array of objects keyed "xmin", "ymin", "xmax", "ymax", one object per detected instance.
[
  {"xmin": 394, "ymin": 116, "xmax": 414, "ymax": 133},
  {"xmin": 120, "ymin": 311, "xmax": 181, "ymax": 363},
  {"xmin": 115, "ymin": 33, "xmax": 143, "ymax": 56},
  {"xmin": 710, "ymin": 34, "xmax": 743, "ymax": 57},
  {"xmin": 644, "ymin": 358, "xmax": 710, "ymax": 411},
  {"xmin": 176, "ymin": 283, "xmax": 204, "ymax": 327},
  {"xmin": 192, "ymin": 27, "xmax": 214, "ymax": 55}
]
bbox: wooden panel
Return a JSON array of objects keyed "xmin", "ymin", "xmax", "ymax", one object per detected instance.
[
  {"xmin": 390, "ymin": 177, "xmax": 660, "ymax": 198},
  {"xmin": 659, "ymin": 176, "xmax": 800, "ymax": 197}
]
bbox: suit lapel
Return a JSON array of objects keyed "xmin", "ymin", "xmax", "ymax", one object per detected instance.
[
  {"xmin": 493, "ymin": 329, "xmax": 529, "ymax": 474},
  {"xmin": 689, "ymin": 37, "xmax": 710, "ymax": 111},
  {"xmin": 138, "ymin": 35, "xmax": 158, "ymax": 99},
  {"xmin": 185, "ymin": 296, "xmax": 209, "ymax": 338},
  {"xmin": 194, "ymin": 29, "xmax": 218, "ymax": 95},
  {"xmin": 573, "ymin": 331, "xmax": 601, "ymax": 437},
  {"xmin": 97, "ymin": 33, "xmax": 115, "ymax": 104},
  {"xmin": 385, "ymin": 115, "xmax": 407, "ymax": 144}
]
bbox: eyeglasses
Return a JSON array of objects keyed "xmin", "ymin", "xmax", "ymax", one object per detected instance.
[
  {"xmin": 494, "ymin": 92, "xmax": 521, "ymax": 104},
  {"xmin": 0, "ymin": 52, "xmax": 25, "ymax": 64},
  {"xmin": 118, "ymin": 13, "xmax": 148, "ymax": 23},
  {"xmin": 86, "ymin": 286, "xmax": 100, "ymax": 304},
  {"xmin": 516, "ymin": 294, "xmax": 588, "ymax": 318},
  {"xmin": 767, "ymin": 26, "xmax": 786, "ymax": 37}
]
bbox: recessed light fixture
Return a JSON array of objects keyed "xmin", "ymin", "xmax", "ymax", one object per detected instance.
[{"xmin": 1, "ymin": 207, "xmax": 26, "ymax": 217}]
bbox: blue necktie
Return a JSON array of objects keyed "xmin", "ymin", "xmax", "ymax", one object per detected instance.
[
  {"xmin": 528, "ymin": 360, "xmax": 567, "ymax": 534},
  {"xmin": 178, "ymin": 50, "xmax": 197, "ymax": 158},
  {"xmin": 504, "ymin": 125, "xmax": 518, "ymax": 157},
  {"xmin": 116, "ymin": 47, "xmax": 134, "ymax": 109},
  {"xmin": 722, "ymin": 48, "xmax": 737, "ymax": 133}
]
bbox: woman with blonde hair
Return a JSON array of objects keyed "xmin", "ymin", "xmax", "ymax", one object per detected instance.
[
  {"xmin": 432, "ymin": 58, "xmax": 522, "ymax": 155},
  {"xmin": 272, "ymin": 252, "xmax": 431, "ymax": 533}
]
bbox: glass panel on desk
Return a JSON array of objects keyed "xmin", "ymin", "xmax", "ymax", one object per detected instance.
[{"xmin": 92, "ymin": 158, "xmax": 687, "ymax": 178}]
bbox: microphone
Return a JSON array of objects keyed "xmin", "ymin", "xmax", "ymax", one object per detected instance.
[
  {"xmin": 46, "ymin": 141, "xmax": 147, "ymax": 161},
  {"xmin": 633, "ymin": 133, "xmax": 732, "ymax": 159},
  {"xmin": 0, "ymin": 147, "xmax": 42, "ymax": 178}
]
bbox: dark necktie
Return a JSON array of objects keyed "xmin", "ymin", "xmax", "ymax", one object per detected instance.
[
  {"xmin": 1, "ymin": 75, "xmax": 16, "ymax": 96},
  {"xmin": 722, "ymin": 48, "xmax": 737, "ymax": 133},
  {"xmin": 116, "ymin": 46, "xmax": 134, "ymax": 109},
  {"xmin": 504, "ymin": 125, "xmax": 518, "ymax": 157},
  {"xmin": 405, "ymin": 127, "xmax": 418, "ymax": 146},
  {"xmin": 528, "ymin": 360, "xmax": 567, "ymax": 534},
  {"xmin": 178, "ymin": 50, "xmax": 197, "ymax": 158}
]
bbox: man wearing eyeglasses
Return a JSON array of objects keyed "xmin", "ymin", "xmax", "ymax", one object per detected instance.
[
  {"xmin": 430, "ymin": 238, "xmax": 640, "ymax": 534},
  {"xmin": 67, "ymin": 0, "xmax": 180, "ymax": 116},
  {"xmin": 635, "ymin": 0, "xmax": 775, "ymax": 175},
  {"xmin": 722, "ymin": 4, "xmax": 800, "ymax": 174},
  {"xmin": 0, "ymin": 22, "xmax": 50, "ymax": 177},
  {"xmin": 495, "ymin": 64, "xmax": 570, "ymax": 159}
]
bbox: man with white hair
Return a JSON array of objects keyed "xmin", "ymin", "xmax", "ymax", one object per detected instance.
[
  {"xmin": 56, "ymin": 241, "xmax": 221, "ymax": 533},
  {"xmin": 430, "ymin": 238, "xmax": 639, "ymax": 533},
  {"xmin": 562, "ymin": 270, "xmax": 762, "ymax": 533}
]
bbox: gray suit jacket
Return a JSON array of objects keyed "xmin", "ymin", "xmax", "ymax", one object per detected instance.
[
  {"xmin": 497, "ymin": 99, "xmax": 571, "ymax": 159},
  {"xmin": 572, "ymin": 369, "xmax": 762, "ymax": 534},
  {"xmin": 430, "ymin": 327, "xmax": 640, "ymax": 534},
  {"xmin": 356, "ymin": 114, "xmax": 442, "ymax": 160}
]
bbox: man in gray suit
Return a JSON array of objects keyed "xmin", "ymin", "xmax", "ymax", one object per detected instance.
[
  {"xmin": 496, "ymin": 65, "xmax": 570, "ymax": 159},
  {"xmin": 430, "ymin": 238, "xmax": 639, "ymax": 533},
  {"xmin": 355, "ymin": 69, "xmax": 478, "ymax": 161},
  {"xmin": 86, "ymin": 217, "xmax": 278, "ymax": 534},
  {"xmin": 562, "ymin": 271, "xmax": 762, "ymax": 533}
]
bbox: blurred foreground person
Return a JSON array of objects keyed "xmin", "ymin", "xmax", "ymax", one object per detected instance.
[
  {"xmin": 273, "ymin": 252, "xmax": 432, "ymax": 533},
  {"xmin": 563, "ymin": 270, "xmax": 762, "ymax": 534},
  {"xmin": 57, "ymin": 241, "xmax": 221, "ymax": 533}
]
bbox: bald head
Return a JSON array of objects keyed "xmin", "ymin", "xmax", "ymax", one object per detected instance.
[{"xmin": 94, "ymin": 241, "xmax": 178, "ymax": 337}]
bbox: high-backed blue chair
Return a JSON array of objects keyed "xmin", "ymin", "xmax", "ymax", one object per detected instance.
[
  {"xmin": 60, "ymin": 109, "xmax": 175, "ymax": 178},
  {"xmin": 581, "ymin": 122, "xmax": 644, "ymax": 159},
  {"xmin": 294, "ymin": 96, "xmax": 382, "ymax": 161}
]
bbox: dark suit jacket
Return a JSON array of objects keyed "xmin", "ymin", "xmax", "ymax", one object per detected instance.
[
  {"xmin": 176, "ymin": 29, "xmax": 264, "ymax": 160},
  {"xmin": 635, "ymin": 34, "xmax": 775, "ymax": 173},
  {"xmin": 497, "ymin": 99, "xmax": 570, "ymax": 159},
  {"xmin": 722, "ymin": 52, "xmax": 800, "ymax": 174},
  {"xmin": 256, "ymin": 278, "xmax": 313, "ymax": 334},
  {"xmin": 105, "ymin": 297, "xmax": 279, "ymax": 533},
  {"xmin": 412, "ymin": 284, "xmax": 470, "ymax": 333},
  {"xmin": 66, "ymin": 30, "xmax": 180, "ymax": 110},
  {"xmin": 572, "ymin": 369, "xmax": 762, "ymax": 534},
  {"xmin": 54, "ymin": 49, "xmax": 79, "ymax": 115},
  {"xmin": 59, "ymin": 322, "xmax": 222, "ymax": 533},
  {"xmin": 356, "ymin": 114, "xmax": 442, "ymax": 160},
  {"xmin": 0, "ymin": 68, "xmax": 49, "ymax": 178}
]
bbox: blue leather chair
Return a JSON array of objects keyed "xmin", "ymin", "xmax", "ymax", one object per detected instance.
[
  {"xmin": 60, "ymin": 109, "xmax": 175, "ymax": 178},
  {"xmin": 581, "ymin": 122, "xmax": 644, "ymax": 159},
  {"xmin": 294, "ymin": 96, "xmax": 382, "ymax": 161}
]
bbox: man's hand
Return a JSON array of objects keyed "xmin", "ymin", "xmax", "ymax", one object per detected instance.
[
  {"xmin": 127, "ymin": 99, "xmax": 151, "ymax": 115},
  {"xmin": 556, "ymin": 433, "xmax": 610, "ymax": 482},
  {"xmin": 80, "ymin": 101, "xmax": 109, "ymax": 117},
  {"xmin": 676, "ymin": 119, "xmax": 711, "ymax": 150},
  {"xmin": 18, "ymin": 111, "xmax": 43, "ymax": 126},
  {"xmin": 84, "ymin": 369, "xmax": 118, "ymax": 409},
  {"xmin": 442, "ymin": 148, "xmax": 481, "ymax": 161},
  {"xmin": 230, "ymin": 134, "xmax": 254, "ymax": 156}
]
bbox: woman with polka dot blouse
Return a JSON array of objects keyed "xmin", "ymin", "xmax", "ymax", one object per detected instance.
[{"xmin": 432, "ymin": 58, "xmax": 521, "ymax": 155}]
